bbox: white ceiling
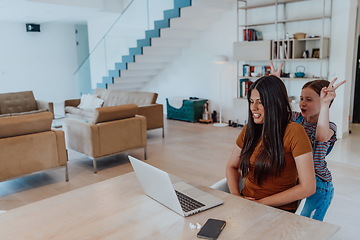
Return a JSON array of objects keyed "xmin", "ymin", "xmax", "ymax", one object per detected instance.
[{"xmin": 0, "ymin": 0, "xmax": 124, "ymax": 24}]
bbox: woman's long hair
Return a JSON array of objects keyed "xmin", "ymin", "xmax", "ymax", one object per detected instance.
[{"xmin": 240, "ymin": 75, "xmax": 292, "ymax": 185}]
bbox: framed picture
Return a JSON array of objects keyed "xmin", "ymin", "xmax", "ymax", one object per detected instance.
[{"xmin": 312, "ymin": 48, "xmax": 320, "ymax": 58}]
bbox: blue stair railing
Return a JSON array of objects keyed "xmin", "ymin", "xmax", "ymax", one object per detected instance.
[{"xmin": 97, "ymin": 0, "xmax": 192, "ymax": 89}]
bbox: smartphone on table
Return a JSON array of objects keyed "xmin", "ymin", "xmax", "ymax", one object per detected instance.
[{"xmin": 197, "ymin": 218, "xmax": 226, "ymax": 240}]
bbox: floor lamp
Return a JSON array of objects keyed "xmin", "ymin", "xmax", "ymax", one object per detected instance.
[{"xmin": 212, "ymin": 55, "xmax": 229, "ymax": 127}]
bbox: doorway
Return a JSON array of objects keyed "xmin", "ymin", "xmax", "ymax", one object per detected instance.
[
  {"xmin": 353, "ymin": 36, "xmax": 360, "ymax": 123},
  {"xmin": 75, "ymin": 24, "xmax": 92, "ymax": 95}
]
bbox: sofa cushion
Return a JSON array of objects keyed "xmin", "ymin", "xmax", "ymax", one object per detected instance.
[
  {"xmin": 78, "ymin": 94, "xmax": 104, "ymax": 110},
  {"xmin": 65, "ymin": 106, "xmax": 81, "ymax": 115},
  {"xmin": 104, "ymin": 89, "xmax": 157, "ymax": 107},
  {"xmin": 0, "ymin": 91, "xmax": 38, "ymax": 114},
  {"xmin": 125, "ymin": 91, "xmax": 158, "ymax": 106},
  {"xmin": 0, "ymin": 109, "xmax": 48, "ymax": 118},
  {"xmin": 11, "ymin": 109, "xmax": 48, "ymax": 116},
  {"xmin": 65, "ymin": 113, "xmax": 91, "ymax": 123},
  {"xmin": 65, "ymin": 106, "xmax": 95, "ymax": 118},
  {"xmin": 94, "ymin": 88, "xmax": 110, "ymax": 103},
  {"xmin": 0, "ymin": 112, "xmax": 52, "ymax": 138},
  {"xmin": 92, "ymin": 104, "xmax": 138, "ymax": 124}
]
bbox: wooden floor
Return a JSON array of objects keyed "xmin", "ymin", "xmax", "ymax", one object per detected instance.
[{"xmin": 0, "ymin": 120, "xmax": 359, "ymax": 239}]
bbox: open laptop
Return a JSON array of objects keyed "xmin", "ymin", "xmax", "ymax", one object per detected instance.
[{"xmin": 128, "ymin": 156, "xmax": 223, "ymax": 217}]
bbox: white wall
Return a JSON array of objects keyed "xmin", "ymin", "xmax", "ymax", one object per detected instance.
[
  {"xmin": 328, "ymin": 0, "xmax": 358, "ymax": 137},
  {"xmin": 0, "ymin": 22, "xmax": 78, "ymax": 102}
]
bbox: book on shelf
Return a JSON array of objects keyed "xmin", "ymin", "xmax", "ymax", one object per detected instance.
[
  {"xmin": 242, "ymin": 64, "xmax": 250, "ymax": 77},
  {"xmin": 273, "ymin": 42, "xmax": 277, "ymax": 59},
  {"xmin": 284, "ymin": 43, "xmax": 288, "ymax": 59},
  {"xmin": 250, "ymin": 66, "xmax": 255, "ymax": 73},
  {"xmin": 279, "ymin": 45, "xmax": 284, "ymax": 59},
  {"xmin": 239, "ymin": 78, "xmax": 254, "ymax": 98},
  {"xmin": 288, "ymin": 42, "xmax": 292, "ymax": 59},
  {"xmin": 243, "ymin": 28, "xmax": 261, "ymax": 41},
  {"xmin": 265, "ymin": 66, "xmax": 271, "ymax": 75},
  {"xmin": 243, "ymin": 81, "xmax": 254, "ymax": 98}
]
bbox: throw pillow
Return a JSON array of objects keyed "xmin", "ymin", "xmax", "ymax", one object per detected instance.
[{"xmin": 78, "ymin": 94, "xmax": 104, "ymax": 110}]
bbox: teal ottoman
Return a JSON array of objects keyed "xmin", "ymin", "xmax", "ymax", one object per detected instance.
[{"xmin": 166, "ymin": 98, "xmax": 207, "ymax": 123}]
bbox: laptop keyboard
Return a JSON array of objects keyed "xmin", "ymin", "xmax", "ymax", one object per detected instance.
[{"xmin": 175, "ymin": 190, "xmax": 205, "ymax": 212}]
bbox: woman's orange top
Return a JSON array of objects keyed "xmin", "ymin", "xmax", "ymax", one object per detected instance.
[{"xmin": 236, "ymin": 122, "xmax": 312, "ymax": 211}]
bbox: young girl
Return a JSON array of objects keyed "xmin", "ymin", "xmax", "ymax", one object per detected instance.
[
  {"xmin": 226, "ymin": 75, "xmax": 316, "ymax": 213},
  {"xmin": 293, "ymin": 78, "xmax": 345, "ymax": 221},
  {"xmin": 270, "ymin": 62, "xmax": 346, "ymax": 220}
]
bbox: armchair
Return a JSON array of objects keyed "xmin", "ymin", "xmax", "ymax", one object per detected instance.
[
  {"xmin": 62, "ymin": 104, "xmax": 147, "ymax": 173},
  {"xmin": 0, "ymin": 112, "xmax": 68, "ymax": 182},
  {"xmin": 0, "ymin": 91, "xmax": 54, "ymax": 116}
]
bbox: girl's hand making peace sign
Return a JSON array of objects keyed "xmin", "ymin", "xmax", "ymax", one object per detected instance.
[
  {"xmin": 269, "ymin": 61, "xmax": 284, "ymax": 78},
  {"xmin": 321, "ymin": 78, "xmax": 346, "ymax": 105}
]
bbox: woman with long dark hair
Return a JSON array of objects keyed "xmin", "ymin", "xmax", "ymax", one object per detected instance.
[{"xmin": 226, "ymin": 75, "xmax": 316, "ymax": 212}]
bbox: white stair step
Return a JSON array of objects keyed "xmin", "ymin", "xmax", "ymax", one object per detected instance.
[
  {"xmin": 160, "ymin": 28, "xmax": 200, "ymax": 39},
  {"xmin": 191, "ymin": 0, "xmax": 234, "ymax": 10},
  {"xmin": 127, "ymin": 62, "xmax": 166, "ymax": 70},
  {"xmin": 135, "ymin": 54, "xmax": 174, "ymax": 63},
  {"xmin": 108, "ymin": 83, "xmax": 143, "ymax": 91},
  {"xmin": 170, "ymin": 17, "xmax": 213, "ymax": 30},
  {"xmin": 120, "ymin": 69, "xmax": 159, "ymax": 77},
  {"xmin": 142, "ymin": 46, "xmax": 182, "ymax": 55},
  {"xmin": 180, "ymin": 6, "xmax": 225, "ymax": 19},
  {"xmin": 113, "ymin": 76, "xmax": 153, "ymax": 84},
  {"xmin": 151, "ymin": 37, "xmax": 191, "ymax": 47}
]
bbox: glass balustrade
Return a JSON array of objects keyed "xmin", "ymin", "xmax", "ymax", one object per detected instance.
[{"xmin": 74, "ymin": 0, "xmax": 174, "ymax": 95}]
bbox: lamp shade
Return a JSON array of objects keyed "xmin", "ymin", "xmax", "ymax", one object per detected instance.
[{"xmin": 211, "ymin": 55, "xmax": 229, "ymax": 64}]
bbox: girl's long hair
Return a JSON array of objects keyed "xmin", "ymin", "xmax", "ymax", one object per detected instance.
[{"xmin": 240, "ymin": 75, "xmax": 292, "ymax": 185}]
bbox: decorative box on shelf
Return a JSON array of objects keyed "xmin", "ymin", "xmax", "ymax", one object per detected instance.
[
  {"xmin": 233, "ymin": 40, "xmax": 272, "ymax": 61},
  {"xmin": 166, "ymin": 98, "xmax": 207, "ymax": 123}
]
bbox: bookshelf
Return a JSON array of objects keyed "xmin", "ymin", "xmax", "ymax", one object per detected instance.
[
  {"xmin": 272, "ymin": 37, "xmax": 329, "ymax": 60},
  {"xmin": 233, "ymin": 0, "xmax": 332, "ymax": 100}
]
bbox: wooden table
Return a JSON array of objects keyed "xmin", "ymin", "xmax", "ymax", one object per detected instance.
[{"xmin": 0, "ymin": 172, "xmax": 339, "ymax": 239}]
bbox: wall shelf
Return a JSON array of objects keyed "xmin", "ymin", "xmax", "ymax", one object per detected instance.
[
  {"xmin": 271, "ymin": 58, "xmax": 327, "ymax": 61},
  {"xmin": 272, "ymin": 37, "xmax": 329, "ymax": 60},
  {"xmin": 239, "ymin": 16, "xmax": 331, "ymax": 28},
  {"xmin": 234, "ymin": 0, "xmax": 332, "ymax": 99},
  {"xmin": 239, "ymin": 0, "xmax": 308, "ymax": 10},
  {"xmin": 237, "ymin": 76, "xmax": 321, "ymax": 81}
]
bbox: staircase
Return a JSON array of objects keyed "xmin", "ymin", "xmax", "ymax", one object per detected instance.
[{"xmin": 98, "ymin": 0, "xmax": 234, "ymax": 90}]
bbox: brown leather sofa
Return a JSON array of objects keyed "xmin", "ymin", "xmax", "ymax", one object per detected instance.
[
  {"xmin": 64, "ymin": 89, "xmax": 164, "ymax": 137},
  {"xmin": 0, "ymin": 91, "xmax": 54, "ymax": 116},
  {"xmin": 62, "ymin": 104, "xmax": 147, "ymax": 173},
  {"xmin": 0, "ymin": 112, "xmax": 68, "ymax": 182}
]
